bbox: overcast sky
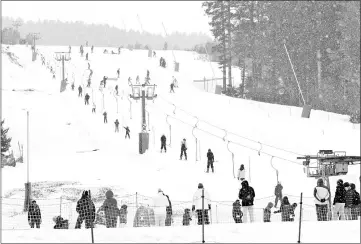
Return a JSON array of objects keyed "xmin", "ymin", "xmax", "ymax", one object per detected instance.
[{"xmin": 2, "ymin": 1, "xmax": 213, "ymax": 37}]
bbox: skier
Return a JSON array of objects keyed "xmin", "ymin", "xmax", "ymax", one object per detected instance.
[
  {"xmin": 180, "ymin": 138, "xmax": 187, "ymax": 160},
  {"xmin": 160, "ymin": 135, "xmax": 167, "ymax": 153},
  {"xmin": 172, "ymin": 76, "xmax": 178, "ymax": 88},
  {"xmin": 136, "ymin": 75, "xmax": 140, "ymax": 84},
  {"xmin": 333, "ymin": 179, "xmax": 346, "ymax": 220},
  {"xmin": 92, "ymin": 103, "xmax": 96, "ymax": 113},
  {"xmin": 124, "ymin": 126, "xmax": 130, "ymax": 139},
  {"xmin": 115, "ymin": 85, "xmax": 119, "ymax": 96},
  {"xmin": 192, "ymin": 183, "xmax": 211, "ymax": 225},
  {"xmin": 103, "ymin": 111, "xmax": 108, "ymax": 124},
  {"xmin": 146, "ymin": 70, "xmax": 150, "ymax": 79},
  {"xmin": 84, "ymin": 93, "xmax": 90, "ymax": 105},
  {"xmin": 313, "ymin": 178, "xmax": 330, "ymax": 221},
  {"xmin": 206, "ymin": 149, "xmax": 214, "ymax": 173},
  {"xmin": 87, "ymin": 78, "xmax": 91, "ymax": 88},
  {"xmin": 91, "ymin": 45, "xmax": 94, "ymax": 53},
  {"xmin": 238, "ymin": 180, "xmax": 255, "ymax": 223},
  {"xmin": 71, "ymin": 83, "xmax": 75, "ymax": 91},
  {"xmin": 160, "ymin": 57, "xmax": 163, "ymax": 67},
  {"xmin": 263, "ymin": 202, "xmax": 274, "ymax": 222},
  {"xmin": 88, "ymin": 62, "xmax": 90, "ymax": 70},
  {"xmin": 237, "ymin": 164, "xmax": 246, "ymax": 188},
  {"xmin": 117, "ymin": 68, "xmax": 120, "ymax": 78},
  {"xmin": 232, "ymin": 199, "xmax": 243, "ymax": 223},
  {"xmin": 182, "ymin": 208, "xmax": 192, "ymax": 226},
  {"xmin": 85, "ymin": 53, "xmax": 88, "ymax": 61},
  {"xmin": 114, "ymin": 119, "xmax": 120, "ymax": 133},
  {"xmin": 97, "ymin": 190, "xmax": 120, "ymax": 228},
  {"xmin": 273, "ymin": 196, "xmax": 297, "ymax": 222},
  {"xmin": 153, "ymin": 189, "xmax": 169, "ymax": 226},
  {"xmin": 128, "ymin": 77, "xmax": 132, "ymax": 85},
  {"xmin": 102, "ymin": 76, "xmax": 108, "ymax": 88},
  {"xmin": 28, "ymin": 200, "xmax": 42, "ymax": 228},
  {"xmin": 78, "ymin": 85, "xmax": 83, "ymax": 97},
  {"xmin": 274, "ymin": 182, "xmax": 283, "ymax": 208},
  {"xmin": 69, "ymin": 45, "xmax": 71, "ymax": 53},
  {"xmin": 75, "ymin": 191, "xmax": 96, "ymax": 229},
  {"xmin": 170, "ymin": 82, "xmax": 175, "ymax": 93},
  {"xmin": 153, "ymin": 51, "xmax": 156, "ymax": 57}
]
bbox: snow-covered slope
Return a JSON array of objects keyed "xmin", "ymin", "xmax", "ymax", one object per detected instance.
[{"xmin": 1, "ymin": 44, "xmax": 360, "ymax": 242}]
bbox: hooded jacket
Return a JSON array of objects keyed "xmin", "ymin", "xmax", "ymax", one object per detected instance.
[
  {"xmin": 333, "ymin": 183, "xmax": 346, "ymax": 204},
  {"xmin": 274, "ymin": 197, "xmax": 297, "ymax": 222},
  {"xmin": 76, "ymin": 191, "xmax": 96, "ymax": 220},
  {"xmin": 238, "ymin": 181, "xmax": 255, "ymax": 206},
  {"xmin": 232, "ymin": 200, "xmax": 243, "ymax": 221},
  {"xmin": 99, "ymin": 190, "xmax": 119, "ymax": 219},
  {"xmin": 314, "ymin": 179, "xmax": 330, "ymax": 205}
]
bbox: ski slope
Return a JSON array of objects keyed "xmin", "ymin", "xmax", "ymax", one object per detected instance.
[{"xmin": 1, "ymin": 44, "xmax": 360, "ymax": 243}]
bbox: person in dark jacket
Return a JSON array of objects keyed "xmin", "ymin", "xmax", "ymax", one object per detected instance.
[
  {"xmin": 124, "ymin": 126, "xmax": 130, "ymax": 139},
  {"xmin": 238, "ymin": 180, "xmax": 255, "ymax": 223},
  {"xmin": 170, "ymin": 83, "xmax": 175, "ymax": 93},
  {"xmin": 232, "ymin": 199, "xmax": 243, "ymax": 223},
  {"xmin": 263, "ymin": 202, "xmax": 274, "ymax": 222},
  {"xmin": 117, "ymin": 69, "xmax": 120, "ymax": 78},
  {"xmin": 103, "ymin": 111, "xmax": 108, "ymax": 124},
  {"xmin": 180, "ymin": 139, "xmax": 187, "ymax": 160},
  {"xmin": 78, "ymin": 85, "xmax": 83, "ymax": 97},
  {"xmin": 206, "ymin": 149, "xmax": 214, "ymax": 173},
  {"xmin": 53, "ymin": 216, "xmax": 69, "ymax": 229},
  {"xmin": 91, "ymin": 45, "xmax": 94, "ymax": 53},
  {"xmin": 97, "ymin": 190, "xmax": 120, "ymax": 228},
  {"xmin": 274, "ymin": 182, "xmax": 283, "ymax": 208},
  {"xmin": 119, "ymin": 204, "xmax": 128, "ymax": 226},
  {"xmin": 332, "ymin": 179, "xmax": 346, "ymax": 220},
  {"xmin": 85, "ymin": 53, "xmax": 88, "ymax": 61},
  {"xmin": 345, "ymin": 183, "xmax": 360, "ymax": 220},
  {"xmin": 84, "ymin": 93, "xmax": 90, "ymax": 105},
  {"xmin": 28, "ymin": 200, "xmax": 42, "ymax": 228},
  {"xmin": 163, "ymin": 193, "xmax": 173, "ymax": 226},
  {"xmin": 115, "ymin": 85, "xmax": 119, "ymax": 95},
  {"xmin": 114, "ymin": 119, "xmax": 120, "ymax": 133},
  {"xmin": 71, "ymin": 83, "xmax": 75, "ymax": 91},
  {"xmin": 75, "ymin": 191, "xmax": 96, "ymax": 229},
  {"xmin": 274, "ymin": 196, "xmax": 297, "ymax": 222},
  {"xmin": 182, "ymin": 208, "xmax": 192, "ymax": 226},
  {"xmin": 161, "ymin": 135, "xmax": 167, "ymax": 153}
]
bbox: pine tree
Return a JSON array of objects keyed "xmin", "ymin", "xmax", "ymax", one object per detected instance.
[{"xmin": 1, "ymin": 119, "xmax": 12, "ymax": 156}]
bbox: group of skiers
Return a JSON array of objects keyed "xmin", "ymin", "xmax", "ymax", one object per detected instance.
[{"xmin": 314, "ymin": 178, "xmax": 361, "ymax": 221}]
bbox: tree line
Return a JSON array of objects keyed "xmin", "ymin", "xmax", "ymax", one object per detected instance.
[
  {"xmin": 203, "ymin": 1, "xmax": 360, "ymax": 120},
  {"xmin": 1, "ymin": 16, "xmax": 212, "ymax": 50}
]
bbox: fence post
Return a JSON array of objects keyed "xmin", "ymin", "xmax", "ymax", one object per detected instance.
[
  {"xmin": 202, "ymin": 188, "xmax": 205, "ymax": 243},
  {"xmin": 298, "ymin": 192, "xmax": 303, "ymax": 243},
  {"xmin": 60, "ymin": 196, "xmax": 62, "ymax": 216},
  {"xmin": 136, "ymin": 192, "xmax": 138, "ymax": 209},
  {"xmin": 216, "ymin": 204, "xmax": 218, "ymax": 224}
]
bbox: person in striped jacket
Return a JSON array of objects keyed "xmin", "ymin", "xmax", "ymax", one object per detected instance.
[{"xmin": 313, "ymin": 178, "xmax": 331, "ymax": 221}]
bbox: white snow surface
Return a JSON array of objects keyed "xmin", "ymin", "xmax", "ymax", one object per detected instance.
[{"xmin": 1, "ymin": 45, "xmax": 360, "ymax": 243}]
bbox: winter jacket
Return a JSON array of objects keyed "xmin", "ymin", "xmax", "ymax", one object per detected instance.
[
  {"xmin": 274, "ymin": 204, "xmax": 296, "ymax": 222},
  {"xmin": 76, "ymin": 195, "xmax": 96, "ymax": 220},
  {"xmin": 263, "ymin": 208, "xmax": 272, "ymax": 222},
  {"xmin": 133, "ymin": 206, "xmax": 155, "ymax": 227},
  {"xmin": 345, "ymin": 189, "xmax": 358, "ymax": 208},
  {"xmin": 181, "ymin": 141, "xmax": 187, "ymax": 150},
  {"xmin": 153, "ymin": 192, "xmax": 169, "ymax": 215},
  {"xmin": 54, "ymin": 216, "xmax": 69, "ymax": 229},
  {"xmin": 237, "ymin": 169, "xmax": 246, "ymax": 180},
  {"xmin": 161, "ymin": 135, "xmax": 166, "ymax": 144},
  {"xmin": 238, "ymin": 181, "xmax": 255, "ymax": 206},
  {"xmin": 232, "ymin": 200, "xmax": 243, "ymax": 222},
  {"xmin": 207, "ymin": 152, "xmax": 214, "ymax": 162},
  {"xmin": 275, "ymin": 184, "xmax": 283, "ymax": 196},
  {"xmin": 119, "ymin": 205, "xmax": 128, "ymax": 224},
  {"xmin": 333, "ymin": 185, "xmax": 346, "ymax": 204},
  {"xmin": 28, "ymin": 202, "xmax": 42, "ymax": 222},
  {"xmin": 314, "ymin": 185, "xmax": 330, "ymax": 205},
  {"xmin": 99, "ymin": 190, "xmax": 119, "ymax": 220},
  {"xmin": 182, "ymin": 209, "xmax": 192, "ymax": 226},
  {"xmin": 193, "ymin": 188, "xmax": 211, "ymax": 210}
]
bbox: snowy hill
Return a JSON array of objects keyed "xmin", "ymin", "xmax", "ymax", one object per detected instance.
[{"xmin": 1, "ymin": 44, "xmax": 360, "ymax": 243}]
